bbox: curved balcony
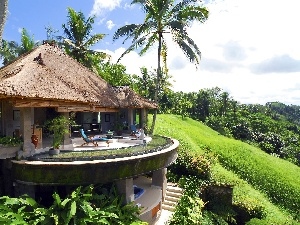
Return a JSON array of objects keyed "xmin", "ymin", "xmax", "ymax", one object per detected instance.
[{"xmin": 12, "ymin": 138, "xmax": 179, "ymax": 185}]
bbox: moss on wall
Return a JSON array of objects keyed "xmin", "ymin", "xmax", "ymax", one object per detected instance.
[{"xmin": 12, "ymin": 146, "xmax": 178, "ymax": 185}]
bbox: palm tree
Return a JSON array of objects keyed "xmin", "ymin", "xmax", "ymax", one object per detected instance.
[
  {"xmin": 0, "ymin": 0, "xmax": 8, "ymax": 45},
  {"xmin": 0, "ymin": 28, "xmax": 39, "ymax": 65},
  {"xmin": 61, "ymin": 7, "xmax": 109, "ymax": 71},
  {"xmin": 113, "ymin": 0, "xmax": 209, "ymax": 133}
]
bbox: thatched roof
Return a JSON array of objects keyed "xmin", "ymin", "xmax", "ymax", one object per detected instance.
[
  {"xmin": 0, "ymin": 44, "xmax": 157, "ymax": 110},
  {"xmin": 113, "ymin": 86, "xmax": 157, "ymax": 109}
]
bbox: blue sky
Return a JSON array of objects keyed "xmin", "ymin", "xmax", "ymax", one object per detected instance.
[
  {"xmin": 3, "ymin": 0, "xmax": 142, "ymax": 50},
  {"xmin": 2, "ymin": 0, "xmax": 300, "ymax": 105}
]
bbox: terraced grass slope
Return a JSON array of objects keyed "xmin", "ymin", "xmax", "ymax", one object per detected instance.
[{"xmin": 154, "ymin": 114, "xmax": 300, "ymax": 224}]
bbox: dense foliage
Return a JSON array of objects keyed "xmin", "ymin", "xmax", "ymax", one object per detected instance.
[
  {"xmin": 113, "ymin": 0, "xmax": 209, "ymax": 134},
  {"xmin": 0, "ymin": 28, "xmax": 39, "ymax": 65},
  {"xmin": 0, "ymin": 185, "xmax": 145, "ymax": 225},
  {"xmin": 61, "ymin": 7, "xmax": 109, "ymax": 71},
  {"xmin": 154, "ymin": 114, "xmax": 300, "ymax": 224},
  {"xmin": 0, "ymin": 136, "xmax": 22, "ymax": 146},
  {"xmin": 155, "ymin": 87, "xmax": 300, "ymax": 166}
]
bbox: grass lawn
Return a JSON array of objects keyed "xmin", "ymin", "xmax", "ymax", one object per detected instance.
[{"xmin": 154, "ymin": 114, "xmax": 300, "ymax": 224}]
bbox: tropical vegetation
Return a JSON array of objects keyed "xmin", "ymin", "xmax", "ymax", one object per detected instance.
[
  {"xmin": 0, "ymin": 184, "xmax": 146, "ymax": 225},
  {"xmin": 154, "ymin": 114, "xmax": 300, "ymax": 224},
  {"xmin": 61, "ymin": 7, "xmax": 109, "ymax": 71},
  {"xmin": 113, "ymin": 0, "xmax": 209, "ymax": 133},
  {"xmin": 0, "ymin": 28, "xmax": 39, "ymax": 65},
  {"xmin": 155, "ymin": 88, "xmax": 300, "ymax": 166},
  {"xmin": 1, "ymin": 1, "xmax": 300, "ymax": 224},
  {"xmin": 44, "ymin": 115, "xmax": 74, "ymax": 149}
]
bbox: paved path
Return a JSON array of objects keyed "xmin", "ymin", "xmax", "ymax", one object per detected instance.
[{"xmin": 153, "ymin": 209, "xmax": 173, "ymax": 225}]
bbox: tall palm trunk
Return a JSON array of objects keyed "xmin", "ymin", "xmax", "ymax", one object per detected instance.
[
  {"xmin": 0, "ymin": 0, "xmax": 8, "ymax": 45},
  {"xmin": 150, "ymin": 32, "xmax": 162, "ymax": 134}
]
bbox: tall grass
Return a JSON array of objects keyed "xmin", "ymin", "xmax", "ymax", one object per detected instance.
[{"xmin": 154, "ymin": 114, "xmax": 300, "ymax": 222}]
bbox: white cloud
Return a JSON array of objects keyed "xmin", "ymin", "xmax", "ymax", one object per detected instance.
[
  {"xmin": 101, "ymin": 0, "xmax": 300, "ymax": 105},
  {"xmin": 91, "ymin": 0, "xmax": 122, "ymax": 16},
  {"xmin": 106, "ymin": 20, "xmax": 115, "ymax": 30},
  {"xmin": 103, "ymin": 47, "xmax": 157, "ymax": 75}
]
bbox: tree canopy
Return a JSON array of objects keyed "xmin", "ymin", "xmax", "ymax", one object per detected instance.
[
  {"xmin": 113, "ymin": 0, "xmax": 209, "ymax": 133},
  {"xmin": 61, "ymin": 7, "xmax": 109, "ymax": 71}
]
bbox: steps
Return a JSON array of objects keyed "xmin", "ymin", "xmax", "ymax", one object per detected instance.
[{"xmin": 162, "ymin": 184, "xmax": 183, "ymax": 212}]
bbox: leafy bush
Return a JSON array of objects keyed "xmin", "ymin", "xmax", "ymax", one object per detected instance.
[
  {"xmin": 231, "ymin": 123, "xmax": 252, "ymax": 140},
  {"xmin": 169, "ymin": 176, "xmax": 205, "ymax": 225},
  {"xmin": 0, "ymin": 185, "xmax": 144, "ymax": 225},
  {"xmin": 154, "ymin": 114, "xmax": 300, "ymax": 223},
  {"xmin": 0, "ymin": 136, "xmax": 22, "ymax": 146},
  {"xmin": 246, "ymin": 218, "xmax": 270, "ymax": 225},
  {"xmin": 168, "ymin": 148, "xmax": 215, "ymax": 181},
  {"xmin": 258, "ymin": 132, "xmax": 285, "ymax": 155}
]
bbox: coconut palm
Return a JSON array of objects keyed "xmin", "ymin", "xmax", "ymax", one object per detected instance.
[
  {"xmin": 0, "ymin": 0, "xmax": 8, "ymax": 45},
  {"xmin": 0, "ymin": 28, "xmax": 39, "ymax": 65},
  {"xmin": 61, "ymin": 7, "xmax": 109, "ymax": 71},
  {"xmin": 113, "ymin": 0, "xmax": 209, "ymax": 133}
]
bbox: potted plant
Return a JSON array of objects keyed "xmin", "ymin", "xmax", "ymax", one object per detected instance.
[
  {"xmin": 114, "ymin": 121, "xmax": 123, "ymax": 136},
  {"xmin": 45, "ymin": 115, "xmax": 72, "ymax": 155}
]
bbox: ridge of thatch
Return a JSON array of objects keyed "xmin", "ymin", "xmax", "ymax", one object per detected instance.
[{"xmin": 112, "ymin": 86, "xmax": 158, "ymax": 109}]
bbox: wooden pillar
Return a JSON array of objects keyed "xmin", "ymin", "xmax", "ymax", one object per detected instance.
[
  {"xmin": 128, "ymin": 108, "xmax": 134, "ymax": 126},
  {"xmin": 140, "ymin": 108, "xmax": 147, "ymax": 130}
]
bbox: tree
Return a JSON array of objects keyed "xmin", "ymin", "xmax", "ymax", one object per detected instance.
[
  {"xmin": 0, "ymin": 0, "xmax": 8, "ymax": 45},
  {"xmin": 113, "ymin": 0, "xmax": 209, "ymax": 133},
  {"xmin": 61, "ymin": 7, "xmax": 109, "ymax": 71},
  {"xmin": 132, "ymin": 67, "xmax": 157, "ymax": 100},
  {"xmin": 0, "ymin": 28, "xmax": 39, "ymax": 65},
  {"xmin": 97, "ymin": 62, "xmax": 133, "ymax": 86},
  {"xmin": 0, "ymin": 40, "xmax": 19, "ymax": 65}
]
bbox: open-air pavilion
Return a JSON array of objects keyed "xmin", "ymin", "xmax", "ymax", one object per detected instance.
[
  {"xmin": 0, "ymin": 43, "xmax": 178, "ymax": 224},
  {"xmin": 0, "ymin": 43, "xmax": 157, "ymax": 154}
]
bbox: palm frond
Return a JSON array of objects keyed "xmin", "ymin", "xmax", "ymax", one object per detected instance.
[
  {"xmin": 113, "ymin": 24, "xmax": 139, "ymax": 42},
  {"xmin": 84, "ymin": 34, "xmax": 106, "ymax": 48},
  {"xmin": 139, "ymin": 33, "xmax": 158, "ymax": 55},
  {"xmin": 131, "ymin": 0, "xmax": 148, "ymax": 12},
  {"xmin": 179, "ymin": 6, "xmax": 209, "ymax": 23},
  {"xmin": 182, "ymin": 34, "xmax": 201, "ymax": 59},
  {"xmin": 174, "ymin": 36, "xmax": 200, "ymax": 65},
  {"xmin": 171, "ymin": 0, "xmax": 197, "ymax": 14},
  {"xmin": 62, "ymin": 24, "xmax": 73, "ymax": 41},
  {"xmin": 131, "ymin": 22, "xmax": 154, "ymax": 43},
  {"xmin": 168, "ymin": 20, "xmax": 185, "ymax": 33},
  {"xmin": 63, "ymin": 38, "xmax": 79, "ymax": 49},
  {"xmin": 117, "ymin": 36, "xmax": 147, "ymax": 62},
  {"xmin": 86, "ymin": 49, "xmax": 111, "ymax": 61}
]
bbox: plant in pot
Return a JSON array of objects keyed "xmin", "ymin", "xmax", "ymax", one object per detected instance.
[
  {"xmin": 45, "ymin": 115, "xmax": 72, "ymax": 155},
  {"xmin": 114, "ymin": 121, "xmax": 123, "ymax": 136}
]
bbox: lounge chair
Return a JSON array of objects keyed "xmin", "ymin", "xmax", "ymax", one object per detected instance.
[
  {"xmin": 79, "ymin": 129, "xmax": 109, "ymax": 147},
  {"xmin": 130, "ymin": 124, "xmax": 139, "ymax": 136}
]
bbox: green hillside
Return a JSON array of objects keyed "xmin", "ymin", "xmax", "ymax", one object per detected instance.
[{"xmin": 154, "ymin": 114, "xmax": 300, "ymax": 224}]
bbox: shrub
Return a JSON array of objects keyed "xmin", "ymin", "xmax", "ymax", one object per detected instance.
[
  {"xmin": 0, "ymin": 136, "xmax": 22, "ymax": 146},
  {"xmin": 168, "ymin": 146, "xmax": 216, "ymax": 182},
  {"xmin": 0, "ymin": 185, "xmax": 144, "ymax": 225},
  {"xmin": 169, "ymin": 176, "xmax": 205, "ymax": 225}
]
